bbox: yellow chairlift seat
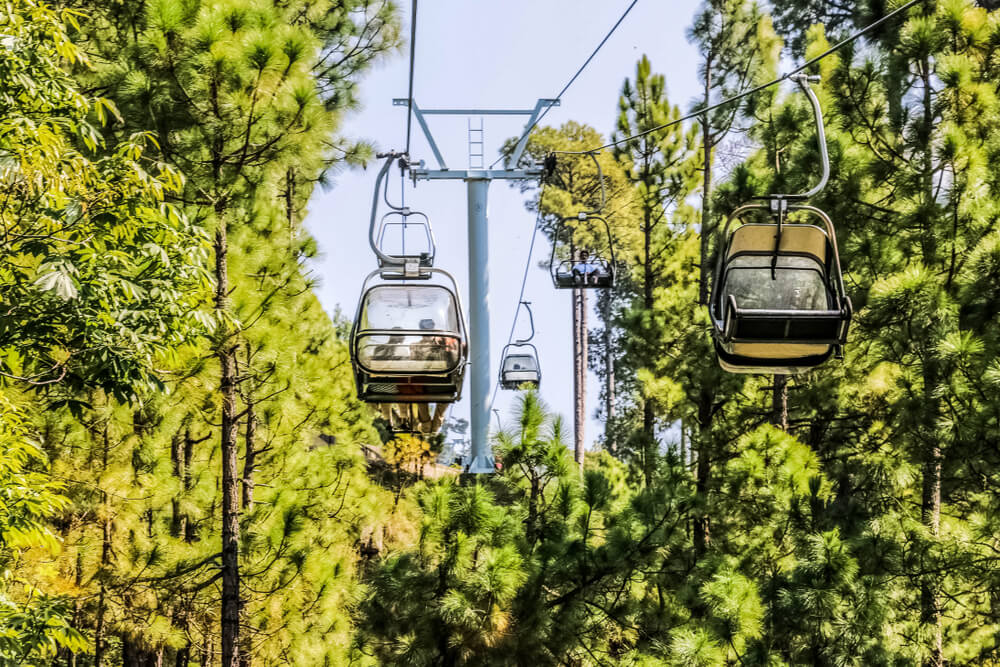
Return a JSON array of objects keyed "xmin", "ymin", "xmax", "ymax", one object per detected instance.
[{"xmin": 710, "ymin": 206, "xmax": 852, "ymax": 374}]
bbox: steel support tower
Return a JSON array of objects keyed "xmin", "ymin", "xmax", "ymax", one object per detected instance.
[{"xmin": 394, "ymin": 98, "xmax": 558, "ymax": 473}]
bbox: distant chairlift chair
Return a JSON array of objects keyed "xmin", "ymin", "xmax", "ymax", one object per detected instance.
[{"xmin": 499, "ymin": 301, "xmax": 541, "ymax": 390}]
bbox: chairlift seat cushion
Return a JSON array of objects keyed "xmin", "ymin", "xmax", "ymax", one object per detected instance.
[
  {"xmin": 716, "ymin": 340, "xmax": 833, "ymax": 374},
  {"xmin": 502, "ymin": 370, "xmax": 540, "ymax": 383}
]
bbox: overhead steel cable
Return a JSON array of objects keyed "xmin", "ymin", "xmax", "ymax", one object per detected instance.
[
  {"xmin": 487, "ymin": 0, "xmax": 640, "ymax": 169},
  {"xmin": 572, "ymin": 0, "xmax": 927, "ymax": 155},
  {"xmin": 485, "ymin": 0, "xmax": 641, "ymax": 417},
  {"xmin": 488, "ymin": 206, "xmax": 543, "ymax": 416},
  {"xmin": 404, "ymin": 0, "xmax": 418, "ymax": 156}
]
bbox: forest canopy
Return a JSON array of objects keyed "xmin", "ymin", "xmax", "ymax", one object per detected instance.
[{"xmin": 0, "ymin": 1, "xmax": 999, "ymax": 666}]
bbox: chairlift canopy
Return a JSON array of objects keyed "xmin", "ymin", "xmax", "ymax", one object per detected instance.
[{"xmin": 351, "ymin": 269, "xmax": 468, "ymax": 402}]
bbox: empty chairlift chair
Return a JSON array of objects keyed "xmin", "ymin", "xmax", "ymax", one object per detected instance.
[
  {"xmin": 499, "ymin": 345, "xmax": 541, "ymax": 390},
  {"xmin": 709, "ymin": 204, "xmax": 852, "ymax": 374},
  {"xmin": 375, "ymin": 209, "xmax": 435, "ymax": 270},
  {"xmin": 708, "ymin": 74, "xmax": 852, "ymax": 374},
  {"xmin": 499, "ymin": 301, "xmax": 541, "ymax": 390}
]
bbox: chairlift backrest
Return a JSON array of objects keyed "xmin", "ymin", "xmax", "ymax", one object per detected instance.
[
  {"xmin": 727, "ymin": 224, "xmax": 828, "ymax": 263},
  {"xmin": 376, "ymin": 210, "xmax": 436, "ymax": 268}
]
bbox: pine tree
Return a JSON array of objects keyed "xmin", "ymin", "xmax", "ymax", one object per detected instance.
[
  {"xmin": 611, "ymin": 55, "xmax": 701, "ymax": 484},
  {"xmin": 28, "ymin": 1, "xmax": 402, "ymax": 664}
]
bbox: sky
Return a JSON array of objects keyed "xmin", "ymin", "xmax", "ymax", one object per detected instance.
[{"xmin": 305, "ymin": 0, "xmax": 704, "ymax": 455}]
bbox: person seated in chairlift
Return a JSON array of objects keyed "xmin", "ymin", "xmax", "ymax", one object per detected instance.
[
  {"xmin": 414, "ymin": 318, "xmax": 458, "ymax": 361},
  {"xmin": 373, "ymin": 328, "xmax": 406, "ymax": 361},
  {"xmin": 572, "ymin": 250, "xmax": 603, "ymax": 285}
]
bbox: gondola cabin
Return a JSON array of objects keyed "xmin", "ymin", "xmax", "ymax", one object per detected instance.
[
  {"xmin": 499, "ymin": 344, "xmax": 541, "ymax": 390},
  {"xmin": 351, "ymin": 273, "xmax": 468, "ymax": 402},
  {"xmin": 709, "ymin": 204, "xmax": 852, "ymax": 374}
]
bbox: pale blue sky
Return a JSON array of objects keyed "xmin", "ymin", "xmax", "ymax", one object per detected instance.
[{"xmin": 305, "ymin": 0, "xmax": 704, "ymax": 451}]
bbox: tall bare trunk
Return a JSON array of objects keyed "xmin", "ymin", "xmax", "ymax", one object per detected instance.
[
  {"xmin": 772, "ymin": 375, "xmax": 788, "ymax": 431},
  {"xmin": 170, "ymin": 431, "xmax": 185, "ymax": 538},
  {"xmin": 242, "ymin": 402, "xmax": 257, "ymax": 511},
  {"xmin": 215, "ymin": 217, "xmax": 241, "ymax": 667},
  {"xmin": 183, "ymin": 430, "xmax": 198, "ymax": 543},
  {"xmin": 693, "ymin": 395, "xmax": 712, "ymax": 557},
  {"xmin": 698, "ymin": 63, "xmax": 713, "ymax": 305},
  {"xmin": 642, "ymin": 207, "xmax": 655, "ymax": 484},
  {"xmin": 94, "ymin": 421, "xmax": 112, "ymax": 667},
  {"xmin": 573, "ymin": 284, "xmax": 587, "ymax": 470},
  {"xmin": 918, "ymin": 56, "xmax": 942, "ymax": 667},
  {"xmin": 603, "ymin": 295, "xmax": 615, "ymax": 454}
]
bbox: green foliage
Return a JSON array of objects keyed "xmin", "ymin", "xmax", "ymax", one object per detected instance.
[
  {"xmin": 5, "ymin": 0, "xmax": 1000, "ymax": 665},
  {"xmin": 363, "ymin": 3, "xmax": 1000, "ymax": 666},
  {"xmin": 0, "ymin": 0, "xmax": 400, "ymax": 664},
  {"xmin": 0, "ymin": 0, "xmax": 208, "ymax": 401},
  {"xmin": 0, "ymin": 398, "xmax": 87, "ymax": 664}
]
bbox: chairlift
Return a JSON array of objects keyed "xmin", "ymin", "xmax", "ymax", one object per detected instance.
[
  {"xmin": 546, "ymin": 152, "xmax": 616, "ymax": 290},
  {"xmin": 708, "ymin": 75, "xmax": 852, "ymax": 374},
  {"xmin": 368, "ymin": 152, "xmax": 436, "ymax": 279},
  {"xmin": 376, "ymin": 210, "xmax": 435, "ymax": 269},
  {"xmin": 549, "ymin": 214, "xmax": 616, "ymax": 289},
  {"xmin": 351, "ymin": 269, "xmax": 468, "ymax": 402},
  {"xmin": 350, "ymin": 152, "xmax": 469, "ymax": 403},
  {"xmin": 499, "ymin": 301, "xmax": 541, "ymax": 390}
]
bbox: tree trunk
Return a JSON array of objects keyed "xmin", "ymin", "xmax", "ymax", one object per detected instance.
[
  {"xmin": 94, "ymin": 422, "xmax": 112, "ymax": 667},
  {"xmin": 526, "ymin": 473, "xmax": 540, "ymax": 546},
  {"xmin": 921, "ymin": 437, "xmax": 943, "ymax": 667},
  {"xmin": 642, "ymin": 401, "xmax": 655, "ymax": 486},
  {"xmin": 170, "ymin": 431, "xmax": 184, "ymax": 538},
  {"xmin": 642, "ymin": 206, "xmax": 655, "ymax": 484},
  {"xmin": 772, "ymin": 375, "xmax": 788, "ymax": 431},
  {"xmin": 693, "ymin": 394, "xmax": 712, "ymax": 557},
  {"xmin": 603, "ymin": 295, "xmax": 615, "ymax": 455},
  {"xmin": 573, "ymin": 284, "xmax": 587, "ymax": 470},
  {"xmin": 215, "ymin": 217, "xmax": 241, "ymax": 667},
  {"xmin": 183, "ymin": 429, "xmax": 197, "ymax": 543},
  {"xmin": 918, "ymin": 55, "xmax": 943, "ymax": 667},
  {"xmin": 242, "ymin": 401, "xmax": 257, "ymax": 511}
]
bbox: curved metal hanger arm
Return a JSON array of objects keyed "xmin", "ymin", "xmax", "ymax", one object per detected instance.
[
  {"xmin": 515, "ymin": 301, "xmax": 536, "ymax": 344},
  {"xmin": 770, "ymin": 74, "xmax": 830, "ymax": 201},
  {"xmin": 583, "ymin": 151, "xmax": 607, "ymax": 216},
  {"xmin": 545, "ymin": 150, "xmax": 607, "ymax": 217},
  {"xmin": 369, "ymin": 152, "xmax": 405, "ymax": 266}
]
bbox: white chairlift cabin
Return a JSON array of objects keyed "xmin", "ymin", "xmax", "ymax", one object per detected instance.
[{"xmin": 499, "ymin": 301, "xmax": 541, "ymax": 390}]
